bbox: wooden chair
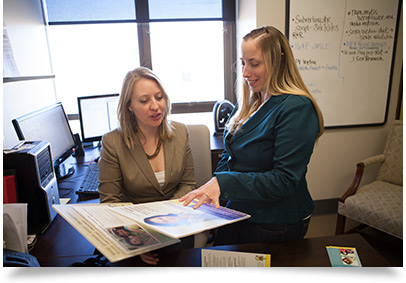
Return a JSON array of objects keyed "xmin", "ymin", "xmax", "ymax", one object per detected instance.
[{"xmin": 336, "ymin": 120, "xmax": 403, "ymax": 239}]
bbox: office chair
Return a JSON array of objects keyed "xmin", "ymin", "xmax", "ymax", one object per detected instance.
[
  {"xmin": 187, "ymin": 124, "xmax": 212, "ymax": 187},
  {"xmin": 336, "ymin": 120, "xmax": 403, "ymax": 239},
  {"xmin": 186, "ymin": 124, "xmax": 213, "ymax": 247}
]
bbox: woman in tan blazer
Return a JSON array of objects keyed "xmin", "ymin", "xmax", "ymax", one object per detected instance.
[
  {"xmin": 99, "ymin": 122, "xmax": 195, "ymax": 203},
  {"xmin": 98, "ymin": 67, "xmax": 196, "ymax": 264}
]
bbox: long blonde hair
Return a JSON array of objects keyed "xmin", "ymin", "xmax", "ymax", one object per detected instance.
[
  {"xmin": 228, "ymin": 26, "xmax": 324, "ymax": 139},
  {"xmin": 117, "ymin": 67, "xmax": 174, "ymax": 149}
]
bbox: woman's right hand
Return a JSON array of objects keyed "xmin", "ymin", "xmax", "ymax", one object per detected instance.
[{"xmin": 179, "ymin": 177, "xmax": 221, "ymax": 209}]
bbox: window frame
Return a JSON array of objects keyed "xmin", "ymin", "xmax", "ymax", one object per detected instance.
[{"xmin": 44, "ymin": 0, "xmax": 236, "ymax": 116}]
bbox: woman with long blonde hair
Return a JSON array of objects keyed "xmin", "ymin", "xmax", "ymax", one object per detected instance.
[
  {"xmin": 181, "ymin": 26, "xmax": 324, "ymax": 245},
  {"xmin": 99, "ymin": 67, "xmax": 196, "ymax": 263}
]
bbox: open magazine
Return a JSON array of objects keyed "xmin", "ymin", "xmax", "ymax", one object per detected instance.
[
  {"xmin": 110, "ymin": 199, "xmax": 251, "ymax": 239},
  {"xmin": 53, "ymin": 200, "xmax": 250, "ymax": 263},
  {"xmin": 52, "ymin": 203, "xmax": 180, "ymax": 263}
]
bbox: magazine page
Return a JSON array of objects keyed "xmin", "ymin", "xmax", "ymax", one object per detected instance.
[
  {"xmin": 109, "ymin": 199, "xmax": 251, "ymax": 239},
  {"xmin": 53, "ymin": 204, "xmax": 180, "ymax": 263}
]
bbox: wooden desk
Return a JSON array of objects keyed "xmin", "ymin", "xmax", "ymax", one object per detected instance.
[
  {"xmin": 113, "ymin": 233, "xmax": 389, "ymax": 267},
  {"xmin": 210, "ymin": 134, "xmax": 224, "ymax": 173},
  {"xmin": 29, "ymin": 145, "xmax": 389, "ymax": 267},
  {"xmin": 56, "ymin": 146, "xmax": 101, "ymax": 203},
  {"xmin": 32, "ymin": 231, "xmax": 389, "ymax": 267}
]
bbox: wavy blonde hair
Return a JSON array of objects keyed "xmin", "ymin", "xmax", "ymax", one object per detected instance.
[
  {"xmin": 228, "ymin": 26, "xmax": 324, "ymax": 139},
  {"xmin": 117, "ymin": 67, "xmax": 174, "ymax": 149}
]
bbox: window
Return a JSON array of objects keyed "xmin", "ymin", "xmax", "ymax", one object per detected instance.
[
  {"xmin": 47, "ymin": 23, "xmax": 139, "ymax": 113},
  {"xmin": 43, "ymin": 0, "xmax": 236, "ymax": 116},
  {"xmin": 149, "ymin": 21, "xmax": 224, "ymax": 104}
]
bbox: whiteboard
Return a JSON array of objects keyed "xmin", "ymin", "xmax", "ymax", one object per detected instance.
[{"xmin": 287, "ymin": 0, "xmax": 400, "ymax": 127}]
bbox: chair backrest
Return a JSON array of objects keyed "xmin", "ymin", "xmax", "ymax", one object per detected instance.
[
  {"xmin": 377, "ymin": 120, "xmax": 403, "ymax": 185},
  {"xmin": 187, "ymin": 124, "xmax": 212, "ymax": 187}
]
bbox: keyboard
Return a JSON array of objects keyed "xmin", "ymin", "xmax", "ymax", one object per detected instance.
[{"xmin": 76, "ymin": 163, "xmax": 99, "ymax": 196}]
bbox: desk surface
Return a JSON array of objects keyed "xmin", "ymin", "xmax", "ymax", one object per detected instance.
[
  {"xmin": 32, "ymin": 230, "xmax": 388, "ymax": 267},
  {"xmin": 56, "ymin": 146, "xmax": 101, "ymax": 202},
  {"xmin": 210, "ymin": 133, "xmax": 224, "ymax": 151},
  {"xmin": 113, "ymin": 233, "xmax": 389, "ymax": 267}
]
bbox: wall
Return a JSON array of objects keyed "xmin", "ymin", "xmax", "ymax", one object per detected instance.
[
  {"xmin": 236, "ymin": 0, "xmax": 403, "ymax": 200},
  {"xmin": 3, "ymin": 0, "xmax": 57, "ymax": 147},
  {"xmin": 3, "ymin": 79, "xmax": 57, "ymax": 147},
  {"xmin": 3, "ymin": 0, "xmax": 402, "ymax": 202}
]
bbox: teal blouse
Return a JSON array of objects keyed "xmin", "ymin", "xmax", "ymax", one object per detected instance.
[{"xmin": 214, "ymin": 94, "xmax": 320, "ymax": 224}]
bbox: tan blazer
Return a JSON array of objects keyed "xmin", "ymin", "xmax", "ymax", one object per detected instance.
[{"xmin": 98, "ymin": 121, "xmax": 196, "ymax": 204}]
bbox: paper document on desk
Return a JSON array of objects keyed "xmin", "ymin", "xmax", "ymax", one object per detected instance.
[
  {"xmin": 109, "ymin": 199, "xmax": 251, "ymax": 239},
  {"xmin": 3, "ymin": 204, "xmax": 28, "ymax": 253},
  {"xmin": 201, "ymin": 249, "xmax": 271, "ymax": 267},
  {"xmin": 326, "ymin": 246, "xmax": 362, "ymax": 267},
  {"xmin": 53, "ymin": 203, "xmax": 179, "ymax": 263}
]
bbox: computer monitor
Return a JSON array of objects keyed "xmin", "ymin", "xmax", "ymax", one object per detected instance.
[
  {"xmin": 77, "ymin": 94, "xmax": 119, "ymax": 143},
  {"xmin": 12, "ymin": 103, "xmax": 77, "ymax": 179}
]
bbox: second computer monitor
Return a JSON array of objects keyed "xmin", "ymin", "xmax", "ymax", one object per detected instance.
[{"xmin": 77, "ymin": 94, "xmax": 119, "ymax": 143}]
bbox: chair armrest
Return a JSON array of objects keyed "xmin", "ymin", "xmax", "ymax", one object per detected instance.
[
  {"xmin": 338, "ymin": 154, "xmax": 386, "ymax": 203},
  {"xmin": 360, "ymin": 154, "xmax": 385, "ymax": 167},
  {"xmin": 339, "ymin": 163, "xmax": 365, "ymax": 203}
]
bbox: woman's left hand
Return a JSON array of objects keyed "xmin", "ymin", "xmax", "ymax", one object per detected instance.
[
  {"xmin": 140, "ymin": 252, "xmax": 159, "ymax": 265},
  {"xmin": 179, "ymin": 177, "xmax": 221, "ymax": 209}
]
